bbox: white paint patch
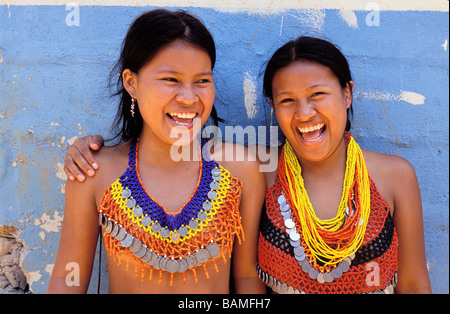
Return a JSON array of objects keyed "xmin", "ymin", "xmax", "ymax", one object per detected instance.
[
  {"xmin": 289, "ymin": 9, "xmax": 325, "ymax": 33},
  {"xmin": 355, "ymin": 90, "xmax": 426, "ymax": 105},
  {"xmin": 399, "ymin": 90, "xmax": 426, "ymax": 105},
  {"xmin": 279, "ymin": 16, "xmax": 284, "ymax": 36},
  {"xmin": 243, "ymin": 71, "xmax": 258, "ymax": 119},
  {"xmin": 34, "ymin": 210, "xmax": 63, "ymax": 233},
  {"xmin": 339, "ymin": 9, "xmax": 358, "ymax": 28},
  {"xmin": 45, "ymin": 263, "xmax": 54, "ymax": 275},
  {"xmin": 67, "ymin": 136, "xmax": 78, "ymax": 145},
  {"xmin": 58, "ymin": 183, "xmax": 66, "ymax": 195},
  {"xmin": 1, "ymin": 0, "xmax": 448, "ymax": 12},
  {"xmin": 23, "ymin": 270, "xmax": 42, "ymax": 289},
  {"xmin": 355, "ymin": 90, "xmax": 398, "ymax": 102},
  {"xmin": 442, "ymin": 39, "xmax": 448, "ymax": 51},
  {"xmin": 55, "ymin": 162, "xmax": 67, "ymax": 181}
]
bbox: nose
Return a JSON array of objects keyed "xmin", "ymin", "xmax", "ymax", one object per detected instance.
[
  {"xmin": 294, "ymin": 99, "xmax": 316, "ymax": 121},
  {"xmin": 175, "ymin": 84, "xmax": 199, "ymax": 105}
]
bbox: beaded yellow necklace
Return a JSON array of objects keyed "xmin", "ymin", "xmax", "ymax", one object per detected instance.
[{"xmin": 281, "ymin": 133, "xmax": 371, "ymax": 268}]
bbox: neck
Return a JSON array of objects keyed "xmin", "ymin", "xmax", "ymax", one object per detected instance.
[
  {"xmin": 137, "ymin": 132, "xmax": 201, "ymax": 169},
  {"xmin": 296, "ymin": 137, "xmax": 348, "ymax": 181}
]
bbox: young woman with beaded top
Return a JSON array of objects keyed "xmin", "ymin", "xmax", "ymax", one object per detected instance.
[
  {"xmin": 256, "ymin": 36, "xmax": 431, "ymax": 294},
  {"xmin": 47, "ymin": 9, "xmax": 266, "ymax": 294}
]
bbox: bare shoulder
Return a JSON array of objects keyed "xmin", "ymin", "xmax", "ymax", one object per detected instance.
[
  {"xmin": 362, "ymin": 149, "xmax": 417, "ymax": 181},
  {"xmin": 93, "ymin": 141, "xmax": 130, "ymax": 168},
  {"xmin": 362, "ymin": 149, "xmax": 419, "ymax": 214},
  {"xmin": 249, "ymin": 144, "xmax": 282, "ymax": 188},
  {"xmin": 209, "ymin": 141, "xmax": 262, "ymax": 181},
  {"xmin": 79, "ymin": 141, "xmax": 130, "ymax": 202}
]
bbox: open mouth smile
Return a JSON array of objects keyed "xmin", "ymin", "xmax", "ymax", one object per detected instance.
[
  {"xmin": 297, "ymin": 123, "xmax": 326, "ymax": 143},
  {"xmin": 167, "ymin": 112, "xmax": 198, "ymax": 127}
]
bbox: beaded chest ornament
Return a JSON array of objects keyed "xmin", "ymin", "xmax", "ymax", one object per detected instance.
[
  {"xmin": 98, "ymin": 139, "xmax": 244, "ymax": 285},
  {"xmin": 257, "ymin": 133, "xmax": 398, "ymax": 294},
  {"xmin": 281, "ymin": 132, "xmax": 371, "ymax": 271}
]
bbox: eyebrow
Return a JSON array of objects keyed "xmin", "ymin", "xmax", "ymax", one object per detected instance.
[
  {"xmin": 275, "ymin": 84, "xmax": 330, "ymax": 94},
  {"xmin": 274, "ymin": 91, "xmax": 291, "ymax": 96},
  {"xmin": 307, "ymin": 84, "xmax": 330, "ymax": 90},
  {"xmin": 157, "ymin": 70, "xmax": 213, "ymax": 76}
]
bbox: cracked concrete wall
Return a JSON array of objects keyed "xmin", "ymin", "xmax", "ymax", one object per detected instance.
[{"xmin": 0, "ymin": 1, "xmax": 448, "ymax": 293}]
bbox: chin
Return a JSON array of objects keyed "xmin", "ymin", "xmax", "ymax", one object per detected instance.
[{"xmin": 169, "ymin": 128, "xmax": 201, "ymax": 146}]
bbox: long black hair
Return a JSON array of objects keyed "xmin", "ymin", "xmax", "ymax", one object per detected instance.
[
  {"xmin": 110, "ymin": 9, "xmax": 222, "ymax": 142},
  {"xmin": 263, "ymin": 36, "xmax": 354, "ymax": 131}
]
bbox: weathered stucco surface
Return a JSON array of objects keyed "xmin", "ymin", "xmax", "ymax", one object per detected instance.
[{"xmin": 0, "ymin": 1, "xmax": 448, "ymax": 293}]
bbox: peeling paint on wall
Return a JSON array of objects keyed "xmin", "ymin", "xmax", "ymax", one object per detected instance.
[
  {"xmin": 287, "ymin": 9, "xmax": 326, "ymax": 33},
  {"xmin": 339, "ymin": 10, "xmax": 358, "ymax": 29},
  {"xmin": 0, "ymin": 2, "xmax": 448, "ymax": 294},
  {"xmin": 55, "ymin": 163, "xmax": 67, "ymax": 181},
  {"xmin": 399, "ymin": 91, "xmax": 426, "ymax": 106},
  {"xmin": 34, "ymin": 211, "xmax": 63, "ymax": 235},
  {"xmin": 1, "ymin": 0, "xmax": 448, "ymax": 12},
  {"xmin": 355, "ymin": 90, "xmax": 426, "ymax": 106},
  {"xmin": 243, "ymin": 71, "xmax": 258, "ymax": 120}
]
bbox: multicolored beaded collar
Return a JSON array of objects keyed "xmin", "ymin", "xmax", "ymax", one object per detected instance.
[{"xmin": 98, "ymin": 138, "xmax": 244, "ymax": 285}]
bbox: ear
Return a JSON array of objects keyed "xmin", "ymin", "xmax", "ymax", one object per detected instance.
[
  {"xmin": 269, "ymin": 98, "xmax": 274, "ymax": 108},
  {"xmin": 344, "ymin": 81, "xmax": 354, "ymax": 109},
  {"xmin": 122, "ymin": 69, "xmax": 137, "ymax": 98}
]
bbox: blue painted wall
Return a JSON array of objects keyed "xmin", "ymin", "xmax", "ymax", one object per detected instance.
[{"xmin": 0, "ymin": 4, "xmax": 448, "ymax": 293}]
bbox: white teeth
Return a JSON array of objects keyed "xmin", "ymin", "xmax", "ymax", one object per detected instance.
[
  {"xmin": 297, "ymin": 124, "xmax": 324, "ymax": 133},
  {"xmin": 168, "ymin": 112, "xmax": 197, "ymax": 119}
]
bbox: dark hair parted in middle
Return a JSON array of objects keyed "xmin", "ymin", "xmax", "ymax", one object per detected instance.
[
  {"xmin": 263, "ymin": 36, "xmax": 354, "ymax": 131},
  {"xmin": 110, "ymin": 9, "xmax": 222, "ymax": 142}
]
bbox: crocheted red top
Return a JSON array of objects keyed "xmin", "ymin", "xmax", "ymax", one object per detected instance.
[
  {"xmin": 257, "ymin": 168, "xmax": 399, "ymax": 294},
  {"xmin": 98, "ymin": 139, "xmax": 244, "ymax": 286}
]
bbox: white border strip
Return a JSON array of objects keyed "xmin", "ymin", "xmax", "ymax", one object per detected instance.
[{"xmin": 0, "ymin": 0, "xmax": 448, "ymax": 12}]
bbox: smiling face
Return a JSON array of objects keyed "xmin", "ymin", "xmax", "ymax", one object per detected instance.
[
  {"xmin": 271, "ymin": 60, "xmax": 353, "ymax": 164},
  {"xmin": 123, "ymin": 39, "xmax": 215, "ymax": 147}
]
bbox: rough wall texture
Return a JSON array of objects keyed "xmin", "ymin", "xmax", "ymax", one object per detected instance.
[
  {"xmin": 0, "ymin": 226, "xmax": 30, "ymax": 293},
  {"xmin": 0, "ymin": 1, "xmax": 448, "ymax": 293}
]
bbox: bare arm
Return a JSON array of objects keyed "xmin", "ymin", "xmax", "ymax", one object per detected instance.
[
  {"xmin": 391, "ymin": 157, "xmax": 432, "ymax": 294},
  {"xmin": 218, "ymin": 144, "xmax": 266, "ymax": 294},
  {"xmin": 47, "ymin": 177, "xmax": 100, "ymax": 293}
]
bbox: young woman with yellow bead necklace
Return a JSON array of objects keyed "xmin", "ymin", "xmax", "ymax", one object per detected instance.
[
  {"xmin": 47, "ymin": 9, "xmax": 266, "ymax": 294},
  {"xmin": 256, "ymin": 36, "xmax": 431, "ymax": 294}
]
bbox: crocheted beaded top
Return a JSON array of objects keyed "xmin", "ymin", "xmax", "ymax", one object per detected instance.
[
  {"xmin": 257, "ymin": 145, "xmax": 399, "ymax": 294},
  {"xmin": 98, "ymin": 139, "xmax": 244, "ymax": 285}
]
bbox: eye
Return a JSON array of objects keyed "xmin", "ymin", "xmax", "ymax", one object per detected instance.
[
  {"xmin": 162, "ymin": 77, "xmax": 178, "ymax": 83},
  {"xmin": 196, "ymin": 78, "xmax": 212, "ymax": 84},
  {"xmin": 280, "ymin": 98, "xmax": 294, "ymax": 104},
  {"xmin": 311, "ymin": 92, "xmax": 326, "ymax": 98}
]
